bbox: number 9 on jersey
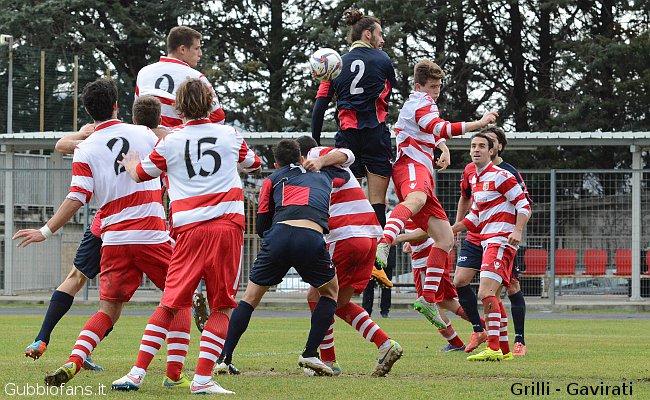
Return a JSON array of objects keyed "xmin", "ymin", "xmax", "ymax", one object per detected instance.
[{"xmin": 309, "ymin": 48, "xmax": 343, "ymax": 82}]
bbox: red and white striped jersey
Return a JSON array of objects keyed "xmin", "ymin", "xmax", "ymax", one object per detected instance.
[
  {"xmin": 306, "ymin": 146, "xmax": 382, "ymax": 243},
  {"xmin": 459, "ymin": 161, "xmax": 532, "ymax": 246},
  {"xmin": 404, "ymin": 221, "xmax": 433, "ymax": 269},
  {"xmin": 135, "ymin": 57, "xmax": 225, "ymax": 127},
  {"xmin": 461, "ymin": 162, "xmax": 531, "ymax": 248},
  {"xmin": 136, "ymin": 119, "xmax": 260, "ymax": 236},
  {"xmin": 394, "ymin": 91, "xmax": 465, "ymax": 175},
  {"xmin": 67, "ymin": 119, "xmax": 168, "ymax": 245}
]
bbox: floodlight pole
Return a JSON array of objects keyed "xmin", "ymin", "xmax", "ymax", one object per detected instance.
[
  {"xmin": 630, "ymin": 145, "xmax": 643, "ymax": 301},
  {"xmin": 1, "ymin": 34, "xmax": 13, "ymax": 133}
]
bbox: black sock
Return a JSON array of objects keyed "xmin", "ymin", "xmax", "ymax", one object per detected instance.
[
  {"xmin": 303, "ymin": 296, "xmax": 337, "ymax": 358},
  {"xmin": 371, "ymin": 203, "xmax": 387, "ymax": 228},
  {"xmin": 103, "ymin": 326, "xmax": 114, "ymax": 339},
  {"xmin": 35, "ymin": 290, "xmax": 74, "ymax": 343},
  {"xmin": 509, "ymin": 291, "xmax": 526, "ymax": 344},
  {"xmin": 456, "ymin": 285, "xmax": 483, "ymax": 332},
  {"xmin": 221, "ymin": 300, "xmax": 255, "ymax": 364}
]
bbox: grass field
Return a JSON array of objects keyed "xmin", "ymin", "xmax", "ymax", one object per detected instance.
[{"xmin": 2, "ymin": 311, "xmax": 649, "ymax": 399}]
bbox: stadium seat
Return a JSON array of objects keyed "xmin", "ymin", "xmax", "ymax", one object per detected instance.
[
  {"xmin": 555, "ymin": 249, "xmax": 577, "ymax": 275},
  {"xmin": 614, "ymin": 249, "xmax": 632, "ymax": 276},
  {"xmin": 523, "ymin": 249, "xmax": 548, "ymax": 275},
  {"xmin": 583, "ymin": 249, "xmax": 607, "ymax": 275}
]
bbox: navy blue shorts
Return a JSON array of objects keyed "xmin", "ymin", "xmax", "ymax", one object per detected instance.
[
  {"xmin": 73, "ymin": 226, "xmax": 102, "ymax": 279},
  {"xmin": 335, "ymin": 124, "xmax": 393, "ymax": 178},
  {"xmin": 249, "ymin": 224, "xmax": 335, "ymax": 288},
  {"xmin": 456, "ymin": 239, "xmax": 522, "ymax": 279}
]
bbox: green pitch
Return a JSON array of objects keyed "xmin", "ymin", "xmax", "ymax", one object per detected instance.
[{"xmin": 2, "ymin": 313, "xmax": 649, "ymax": 399}]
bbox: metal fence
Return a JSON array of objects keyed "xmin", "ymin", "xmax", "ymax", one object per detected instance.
[{"xmin": 1, "ymin": 158, "xmax": 648, "ymax": 301}]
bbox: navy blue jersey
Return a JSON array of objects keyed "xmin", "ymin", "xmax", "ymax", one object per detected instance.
[
  {"xmin": 497, "ymin": 161, "xmax": 533, "ymax": 205},
  {"xmin": 316, "ymin": 47, "xmax": 396, "ymax": 131},
  {"xmin": 256, "ymin": 164, "xmax": 349, "ymax": 237}
]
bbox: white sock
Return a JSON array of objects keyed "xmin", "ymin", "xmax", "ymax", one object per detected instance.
[
  {"xmin": 129, "ymin": 366, "xmax": 146, "ymax": 377},
  {"xmin": 193, "ymin": 374, "xmax": 211, "ymax": 385},
  {"xmin": 379, "ymin": 339, "xmax": 392, "ymax": 350}
]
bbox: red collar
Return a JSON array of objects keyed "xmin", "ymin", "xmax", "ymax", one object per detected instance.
[
  {"xmin": 185, "ymin": 119, "xmax": 211, "ymax": 126},
  {"xmin": 160, "ymin": 56, "xmax": 190, "ymax": 67},
  {"xmin": 94, "ymin": 119, "xmax": 122, "ymax": 132}
]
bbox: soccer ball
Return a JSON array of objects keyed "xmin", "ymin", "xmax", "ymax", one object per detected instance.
[{"xmin": 309, "ymin": 48, "xmax": 343, "ymax": 82}]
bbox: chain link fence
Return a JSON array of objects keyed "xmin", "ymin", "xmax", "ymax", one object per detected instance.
[{"xmin": 1, "ymin": 158, "xmax": 648, "ymax": 300}]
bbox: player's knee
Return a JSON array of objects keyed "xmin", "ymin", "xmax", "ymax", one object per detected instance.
[
  {"xmin": 61, "ymin": 267, "xmax": 88, "ymax": 293},
  {"xmin": 405, "ymin": 192, "xmax": 426, "ymax": 212},
  {"xmin": 507, "ymin": 281, "xmax": 520, "ymax": 296},
  {"xmin": 453, "ymin": 273, "xmax": 471, "ymax": 288}
]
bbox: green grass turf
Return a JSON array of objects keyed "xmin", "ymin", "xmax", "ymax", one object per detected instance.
[{"xmin": 1, "ymin": 314, "xmax": 649, "ymax": 399}]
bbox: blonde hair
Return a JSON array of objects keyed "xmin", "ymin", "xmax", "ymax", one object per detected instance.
[
  {"xmin": 175, "ymin": 78, "xmax": 213, "ymax": 120},
  {"xmin": 414, "ymin": 59, "xmax": 445, "ymax": 85}
]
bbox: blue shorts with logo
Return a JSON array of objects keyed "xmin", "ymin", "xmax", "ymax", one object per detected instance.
[
  {"xmin": 72, "ymin": 226, "xmax": 103, "ymax": 279},
  {"xmin": 456, "ymin": 239, "xmax": 522, "ymax": 278},
  {"xmin": 250, "ymin": 224, "xmax": 335, "ymax": 288}
]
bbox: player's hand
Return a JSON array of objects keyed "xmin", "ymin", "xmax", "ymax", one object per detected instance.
[
  {"xmin": 454, "ymin": 231, "xmax": 462, "ymax": 246},
  {"xmin": 508, "ymin": 229, "xmax": 522, "ymax": 246},
  {"xmin": 79, "ymin": 123, "xmax": 95, "ymax": 138},
  {"xmin": 402, "ymin": 242, "xmax": 412, "ymax": 254},
  {"xmin": 480, "ymin": 111, "xmax": 499, "ymax": 127},
  {"xmin": 118, "ymin": 151, "xmax": 142, "ymax": 181},
  {"xmin": 303, "ymin": 158, "xmax": 323, "ymax": 172},
  {"xmin": 437, "ymin": 150, "xmax": 451, "ymax": 171},
  {"xmin": 12, "ymin": 229, "xmax": 46, "ymax": 248}
]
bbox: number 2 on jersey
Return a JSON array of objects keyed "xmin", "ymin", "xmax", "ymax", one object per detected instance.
[
  {"xmin": 106, "ymin": 137, "xmax": 130, "ymax": 175},
  {"xmin": 349, "ymin": 60, "xmax": 365, "ymax": 95},
  {"xmin": 185, "ymin": 137, "xmax": 221, "ymax": 178}
]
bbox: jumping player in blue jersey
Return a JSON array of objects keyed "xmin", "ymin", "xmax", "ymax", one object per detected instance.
[
  {"xmin": 216, "ymin": 139, "xmax": 348, "ymax": 377},
  {"xmin": 312, "ymin": 7, "xmax": 397, "ymax": 287}
]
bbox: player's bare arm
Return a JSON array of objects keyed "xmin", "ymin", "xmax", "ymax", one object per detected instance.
[
  {"xmin": 394, "ymin": 228, "xmax": 428, "ymax": 245},
  {"xmin": 303, "ymin": 150, "xmax": 348, "ymax": 172},
  {"xmin": 454, "ymin": 196, "xmax": 471, "ymax": 244},
  {"xmin": 451, "ymin": 220, "xmax": 468, "ymax": 234},
  {"xmin": 13, "ymin": 199, "xmax": 84, "ymax": 248},
  {"xmin": 437, "ymin": 141, "xmax": 450, "ymax": 171},
  {"xmin": 464, "ymin": 111, "xmax": 499, "ymax": 133},
  {"xmin": 54, "ymin": 123, "xmax": 94, "ymax": 154},
  {"xmin": 118, "ymin": 151, "xmax": 143, "ymax": 183}
]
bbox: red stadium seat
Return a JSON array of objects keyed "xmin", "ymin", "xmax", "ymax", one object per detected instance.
[
  {"xmin": 614, "ymin": 249, "xmax": 632, "ymax": 276},
  {"xmin": 583, "ymin": 249, "xmax": 607, "ymax": 275},
  {"xmin": 555, "ymin": 249, "xmax": 577, "ymax": 275},
  {"xmin": 523, "ymin": 249, "xmax": 548, "ymax": 275}
]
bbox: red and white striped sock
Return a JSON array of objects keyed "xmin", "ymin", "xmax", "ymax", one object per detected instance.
[
  {"xmin": 438, "ymin": 323, "xmax": 465, "ymax": 348},
  {"xmin": 336, "ymin": 302, "xmax": 389, "ymax": 349},
  {"xmin": 165, "ymin": 308, "xmax": 191, "ymax": 381},
  {"xmin": 481, "ymin": 296, "xmax": 501, "ymax": 351},
  {"xmin": 67, "ymin": 311, "xmax": 113, "ymax": 372},
  {"xmin": 319, "ymin": 320, "xmax": 336, "ymax": 362},
  {"xmin": 498, "ymin": 301, "xmax": 510, "ymax": 355},
  {"xmin": 422, "ymin": 247, "xmax": 448, "ymax": 302},
  {"xmin": 135, "ymin": 306, "xmax": 174, "ymax": 371},
  {"xmin": 383, "ymin": 204, "xmax": 412, "ymax": 245},
  {"xmin": 309, "ymin": 300, "xmax": 336, "ymax": 362},
  {"xmin": 195, "ymin": 311, "xmax": 229, "ymax": 379}
]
